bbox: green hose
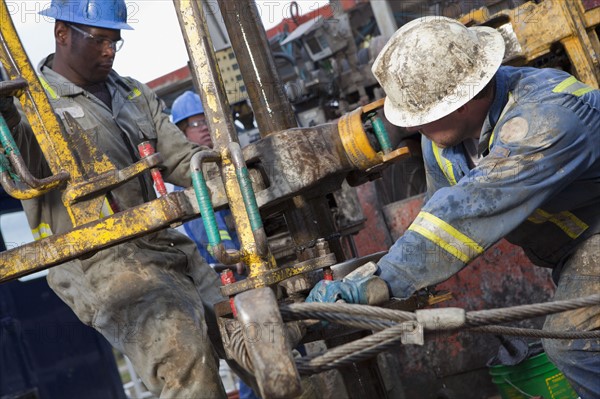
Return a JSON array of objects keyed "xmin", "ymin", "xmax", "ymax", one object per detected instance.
[
  {"xmin": 0, "ymin": 152, "xmax": 10, "ymax": 174},
  {"xmin": 369, "ymin": 114, "xmax": 392, "ymax": 153},
  {"xmin": 237, "ymin": 165, "xmax": 263, "ymax": 232},
  {"xmin": 0, "ymin": 114, "xmax": 20, "ymax": 157},
  {"xmin": 192, "ymin": 168, "xmax": 220, "ymax": 248}
]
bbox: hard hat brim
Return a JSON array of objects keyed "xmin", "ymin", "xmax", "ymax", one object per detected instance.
[{"xmin": 383, "ymin": 26, "xmax": 505, "ymax": 128}]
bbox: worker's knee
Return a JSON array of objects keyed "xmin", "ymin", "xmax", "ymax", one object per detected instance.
[
  {"xmin": 541, "ymin": 337, "xmax": 570, "ymax": 369},
  {"xmin": 542, "ymin": 336, "xmax": 600, "ymax": 398},
  {"xmin": 153, "ymin": 341, "xmax": 225, "ymax": 398}
]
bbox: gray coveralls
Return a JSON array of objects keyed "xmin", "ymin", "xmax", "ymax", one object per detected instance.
[{"xmin": 11, "ymin": 54, "xmax": 229, "ymax": 398}]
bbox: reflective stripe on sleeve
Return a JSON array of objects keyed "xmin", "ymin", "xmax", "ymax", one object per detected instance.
[
  {"xmin": 127, "ymin": 87, "xmax": 142, "ymax": 100},
  {"xmin": 39, "ymin": 76, "xmax": 59, "ymax": 99},
  {"xmin": 552, "ymin": 76, "xmax": 595, "ymax": 97},
  {"xmin": 31, "ymin": 223, "xmax": 53, "ymax": 240},
  {"xmin": 408, "ymin": 212, "xmax": 484, "ymax": 263},
  {"xmin": 431, "ymin": 143, "xmax": 457, "ymax": 185},
  {"xmin": 527, "ymin": 209, "xmax": 588, "ymax": 239},
  {"xmin": 99, "ymin": 198, "xmax": 115, "ymax": 218},
  {"xmin": 219, "ymin": 230, "xmax": 232, "ymax": 241}
]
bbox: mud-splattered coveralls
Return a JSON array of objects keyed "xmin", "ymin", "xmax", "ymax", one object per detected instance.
[
  {"xmin": 377, "ymin": 66, "xmax": 600, "ymax": 398},
  {"xmin": 11, "ymin": 54, "xmax": 230, "ymax": 398}
]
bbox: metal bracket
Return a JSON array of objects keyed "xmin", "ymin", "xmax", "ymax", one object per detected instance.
[
  {"xmin": 234, "ymin": 287, "xmax": 302, "ymax": 399},
  {"xmin": 400, "ymin": 321, "xmax": 424, "ymax": 346}
]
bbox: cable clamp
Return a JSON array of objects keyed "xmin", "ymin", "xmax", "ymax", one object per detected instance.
[
  {"xmin": 400, "ymin": 321, "xmax": 424, "ymax": 345},
  {"xmin": 415, "ymin": 308, "xmax": 466, "ymax": 331}
]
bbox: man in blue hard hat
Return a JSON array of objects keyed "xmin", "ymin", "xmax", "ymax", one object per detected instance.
[
  {"xmin": 171, "ymin": 91, "xmax": 243, "ymax": 272},
  {"xmin": 0, "ymin": 1, "xmax": 239, "ymax": 397},
  {"xmin": 172, "ymin": 90, "xmax": 213, "ymax": 148},
  {"xmin": 171, "ymin": 91, "xmax": 261, "ymax": 399}
]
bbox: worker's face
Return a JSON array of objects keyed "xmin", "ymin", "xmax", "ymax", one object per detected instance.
[
  {"xmin": 406, "ymin": 106, "xmax": 482, "ymax": 148},
  {"xmin": 184, "ymin": 114, "xmax": 212, "ymax": 148},
  {"xmin": 66, "ymin": 23, "xmax": 121, "ymax": 85}
]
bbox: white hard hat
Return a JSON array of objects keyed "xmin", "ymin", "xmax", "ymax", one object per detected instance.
[{"xmin": 371, "ymin": 16, "xmax": 505, "ymax": 127}]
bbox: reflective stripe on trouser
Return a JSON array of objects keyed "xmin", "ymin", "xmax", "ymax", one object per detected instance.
[
  {"xmin": 542, "ymin": 234, "xmax": 600, "ymax": 399},
  {"xmin": 47, "ymin": 228, "xmax": 228, "ymax": 399}
]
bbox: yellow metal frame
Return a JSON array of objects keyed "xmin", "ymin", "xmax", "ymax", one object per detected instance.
[
  {"xmin": 0, "ymin": 190, "xmax": 197, "ymax": 283},
  {"xmin": 173, "ymin": 0, "xmax": 276, "ymax": 279},
  {"xmin": 0, "ymin": 0, "xmax": 188, "ymax": 282},
  {"xmin": 461, "ymin": 0, "xmax": 600, "ymax": 87}
]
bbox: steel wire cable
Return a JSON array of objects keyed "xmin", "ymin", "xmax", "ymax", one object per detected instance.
[
  {"xmin": 281, "ymin": 302, "xmax": 416, "ymax": 322},
  {"xmin": 465, "ymin": 294, "xmax": 600, "ymax": 327},
  {"xmin": 279, "ymin": 309, "xmax": 397, "ymax": 331},
  {"xmin": 278, "ymin": 294, "xmax": 600, "ymax": 374},
  {"xmin": 227, "ymin": 327, "xmax": 254, "ymax": 372},
  {"xmin": 295, "ymin": 322, "xmax": 416, "ymax": 374},
  {"xmin": 469, "ymin": 325, "xmax": 600, "ymax": 339}
]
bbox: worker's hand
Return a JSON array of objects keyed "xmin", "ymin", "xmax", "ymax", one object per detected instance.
[
  {"xmin": 306, "ymin": 262, "xmax": 390, "ymax": 305},
  {"xmin": 0, "ymin": 96, "xmax": 20, "ymax": 130}
]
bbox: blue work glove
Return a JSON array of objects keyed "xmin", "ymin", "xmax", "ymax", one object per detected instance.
[{"xmin": 306, "ymin": 262, "xmax": 390, "ymax": 305}]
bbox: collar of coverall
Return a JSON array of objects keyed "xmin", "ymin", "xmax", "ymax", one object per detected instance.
[
  {"xmin": 38, "ymin": 54, "xmax": 134, "ymax": 98},
  {"xmin": 478, "ymin": 66, "xmax": 510, "ymax": 155}
]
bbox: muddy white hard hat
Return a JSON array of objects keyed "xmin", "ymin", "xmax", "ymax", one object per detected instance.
[{"xmin": 371, "ymin": 16, "xmax": 505, "ymax": 127}]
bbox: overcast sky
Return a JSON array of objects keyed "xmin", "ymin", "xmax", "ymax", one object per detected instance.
[{"xmin": 8, "ymin": 1, "xmax": 329, "ymax": 83}]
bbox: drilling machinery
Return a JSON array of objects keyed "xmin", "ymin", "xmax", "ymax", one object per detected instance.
[
  {"xmin": 1, "ymin": 1, "xmax": 600, "ymax": 398},
  {"xmin": 0, "ymin": 1, "xmax": 413, "ymax": 397}
]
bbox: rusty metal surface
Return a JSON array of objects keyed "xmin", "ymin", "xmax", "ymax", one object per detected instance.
[
  {"xmin": 0, "ymin": 170, "xmax": 54, "ymax": 200},
  {"xmin": 0, "ymin": 191, "xmax": 195, "ymax": 283},
  {"xmin": 58, "ymin": 112, "xmax": 167, "ymax": 225},
  {"xmin": 228, "ymin": 142, "xmax": 270, "ymax": 260},
  {"xmin": 216, "ymin": 0, "xmax": 362, "ymax": 300},
  {"xmin": 0, "ymin": 76, "xmax": 27, "ymax": 96},
  {"xmin": 460, "ymin": 0, "xmax": 600, "ymax": 87},
  {"xmin": 242, "ymin": 123, "xmax": 354, "ymax": 210},
  {"xmin": 0, "ymin": 1, "xmax": 81, "ymax": 181},
  {"xmin": 64, "ymin": 153, "xmax": 162, "ymax": 205},
  {"xmin": 216, "ymin": 0, "xmax": 297, "ymax": 135},
  {"xmin": 352, "ymin": 182, "xmax": 394, "ymax": 256},
  {"xmin": 6, "ymin": 150, "xmax": 69, "ymax": 192},
  {"xmin": 381, "ymin": 194, "xmax": 425, "ymax": 241},
  {"xmin": 234, "ymin": 288, "xmax": 301, "ymax": 399},
  {"xmin": 583, "ymin": 0, "xmax": 600, "ymax": 10},
  {"xmin": 354, "ymin": 191, "xmax": 556, "ymax": 399},
  {"xmin": 0, "ymin": 1, "xmax": 204, "ymax": 284},
  {"xmin": 174, "ymin": 1, "xmax": 282, "ymax": 280},
  {"xmin": 220, "ymin": 253, "xmax": 337, "ymax": 296},
  {"xmin": 172, "ymin": 0, "xmax": 239, "ymax": 149}
]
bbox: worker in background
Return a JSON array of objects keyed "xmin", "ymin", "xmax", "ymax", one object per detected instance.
[
  {"xmin": 308, "ymin": 16, "xmax": 600, "ymax": 398},
  {"xmin": 170, "ymin": 91, "xmax": 241, "ymax": 270},
  {"xmin": 170, "ymin": 90, "xmax": 259, "ymax": 399},
  {"xmin": 0, "ymin": 1, "xmax": 246, "ymax": 397}
]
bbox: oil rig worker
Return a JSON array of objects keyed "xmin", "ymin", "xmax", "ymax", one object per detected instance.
[
  {"xmin": 170, "ymin": 91, "xmax": 241, "ymax": 269},
  {"xmin": 308, "ymin": 16, "xmax": 600, "ymax": 398},
  {"xmin": 170, "ymin": 90, "xmax": 260, "ymax": 399},
  {"xmin": 0, "ymin": 1, "xmax": 244, "ymax": 397}
]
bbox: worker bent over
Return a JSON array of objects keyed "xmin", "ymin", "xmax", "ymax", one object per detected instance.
[{"xmin": 308, "ymin": 16, "xmax": 600, "ymax": 399}]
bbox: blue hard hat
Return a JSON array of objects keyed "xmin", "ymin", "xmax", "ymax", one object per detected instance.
[
  {"xmin": 171, "ymin": 91, "xmax": 204, "ymax": 124},
  {"xmin": 40, "ymin": 0, "xmax": 133, "ymax": 30}
]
